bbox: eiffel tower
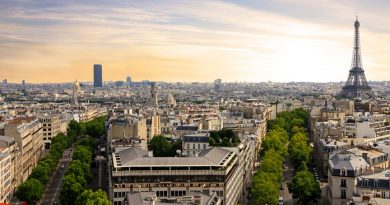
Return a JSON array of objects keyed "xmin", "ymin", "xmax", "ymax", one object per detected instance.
[{"xmin": 340, "ymin": 17, "xmax": 373, "ymax": 98}]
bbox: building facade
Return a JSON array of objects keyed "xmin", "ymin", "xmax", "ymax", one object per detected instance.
[
  {"xmin": 94, "ymin": 64, "xmax": 103, "ymax": 87},
  {"xmin": 4, "ymin": 118, "xmax": 43, "ymax": 183}
]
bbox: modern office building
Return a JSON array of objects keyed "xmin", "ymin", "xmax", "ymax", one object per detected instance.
[
  {"xmin": 94, "ymin": 64, "xmax": 103, "ymax": 87},
  {"xmin": 111, "ymin": 146, "xmax": 244, "ymax": 205}
]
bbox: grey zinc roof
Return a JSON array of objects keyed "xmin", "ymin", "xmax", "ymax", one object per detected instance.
[
  {"xmin": 117, "ymin": 147, "xmax": 148, "ymax": 165},
  {"xmin": 114, "ymin": 147, "xmax": 232, "ymax": 167},
  {"xmin": 329, "ymin": 151, "xmax": 369, "ymax": 176}
]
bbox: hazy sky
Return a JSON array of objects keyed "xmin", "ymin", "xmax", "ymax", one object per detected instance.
[{"xmin": 1, "ymin": 0, "xmax": 390, "ymax": 83}]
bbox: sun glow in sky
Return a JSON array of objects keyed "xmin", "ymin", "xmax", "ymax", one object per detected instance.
[{"xmin": 1, "ymin": 0, "xmax": 390, "ymax": 83}]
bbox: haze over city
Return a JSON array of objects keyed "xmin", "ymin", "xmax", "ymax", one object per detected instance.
[{"xmin": 2, "ymin": 0, "xmax": 390, "ymax": 83}]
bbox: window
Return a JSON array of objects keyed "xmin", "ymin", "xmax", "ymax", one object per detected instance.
[
  {"xmin": 193, "ymin": 144, "xmax": 195, "ymax": 149},
  {"xmin": 198, "ymin": 144, "xmax": 200, "ymax": 149},
  {"xmin": 341, "ymin": 179, "xmax": 346, "ymax": 187},
  {"xmin": 382, "ymin": 191, "xmax": 386, "ymax": 199},
  {"xmin": 341, "ymin": 189, "xmax": 346, "ymax": 199},
  {"xmin": 187, "ymin": 144, "xmax": 190, "ymax": 149},
  {"xmin": 341, "ymin": 170, "xmax": 346, "ymax": 176},
  {"xmin": 203, "ymin": 144, "xmax": 206, "ymax": 149}
]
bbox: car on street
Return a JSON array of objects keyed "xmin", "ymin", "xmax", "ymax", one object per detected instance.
[{"xmin": 278, "ymin": 197, "xmax": 284, "ymax": 205}]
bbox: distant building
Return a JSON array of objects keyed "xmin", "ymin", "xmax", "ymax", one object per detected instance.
[
  {"xmin": 72, "ymin": 81, "xmax": 80, "ymax": 106},
  {"xmin": 214, "ymin": 79, "xmax": 222, "ymax": 92},
  {"xmin": 107, "ymin": 115, "xmax": 147, "ymax": 141},
  {"xmin": 150, "ymin": 82, "xmax": 158, "ymax": 107},
  {"xmin": 94, "ymin": 64, "xmax": 103, "ymax": 87},
  {"xmin": 167, "ymin": 92, "xmax": 176, "ymax": 107},
  {"xmin": 126, "ymin": 76, "xmax": 132, "ymax": 87},
  {"xmin": 2, "ymin": 79, "xmax": 7, "ymax": 85}
]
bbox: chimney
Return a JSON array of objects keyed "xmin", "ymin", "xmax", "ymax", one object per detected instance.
[{"xmin": 148, "ymin": 151, "xmax": 153, "ymax": 157}]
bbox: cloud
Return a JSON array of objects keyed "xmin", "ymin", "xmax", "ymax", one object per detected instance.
[{"xmin": 0, "ymin": 0, "xmax": 390, "ymax": 82}]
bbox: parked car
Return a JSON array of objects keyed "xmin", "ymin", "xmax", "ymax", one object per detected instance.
[{"xmin": 278, "ymin": 197, "xmax": 284, "ymax": 205}]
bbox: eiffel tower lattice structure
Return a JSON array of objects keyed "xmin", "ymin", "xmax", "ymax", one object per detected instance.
[{"xmin": 340, "ymin": 17, "xmax": 373, "ymax": 98}]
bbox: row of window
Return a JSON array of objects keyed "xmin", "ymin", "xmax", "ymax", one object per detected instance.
[{"xmin": 185, "ymin": 143, "xmax": 207, "ymax": 150}]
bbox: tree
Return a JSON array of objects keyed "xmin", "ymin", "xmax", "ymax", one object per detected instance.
[
  {"xmin": 259, "ymin": 149, "xmax": 284, "ymax": 182},
  {"xmin": 289, "ymin": 132, "xmax": 312, "ymax": 169},
  {"xmin": 60, "ymin": 174, "xmax": 86, "ymax": 205},
  {"xmin": 251, "ymin": 171, "xmax": 279, "ymax": 205},
  {"xmin": 66, "ymin": 160, "xmax": 91, "ymax": 181},
  {"xmin": 149, "ymin": 135, "xmax": 173, "ymax": 157},
  {"xmin": 77, "ymin": 135, "xmax": 95, "ymax": 149},
  {"xmin": 15, "ymin": 179, "xmax": 44, "ymax": 204},
  {"xmin": 288, "ymin": 169, "xmax": 321, "ymax": 204},
  {"xmin": 68, "ymin": 120, "xmax": 83, "ymax": 136},
  {"xmin": 75, "ymin": 189, "xmax": 111, "ymax": 205},
  {"xmin": 170, "ymin": 139, "xmax": 182, "ymax": 156},
  {"xmin": 29, "ymin": 162, "xmax": 51, "ymax": 184},
  {"xmin": 208, "ymin": 129, "xmax": 240, "ymax": 147},
  {"xmin": 73, "ymin": 145, "xmax": 93, "ymax": 164}
]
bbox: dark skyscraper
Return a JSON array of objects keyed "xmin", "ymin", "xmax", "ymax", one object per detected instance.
[{"xmin": 93, "ymin": 64, "xmax": 103, "ymax": 87}]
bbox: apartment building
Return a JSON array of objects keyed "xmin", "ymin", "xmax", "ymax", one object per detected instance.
[
  {"xmin": 4, "ymin": 117, "xmax": 43, "ymax": 183},
  {"xmin": 182, "ymin": 133, "xmax": 210, "ymax": 156},
  {"xmin": 0, "ymin": 136, "xmax": 18, "ymax": 203},
  {"xmin": 328, "ymin": 147, "xmax": 389, "ymax": 205},
  {"xmin": 38, "ymin": 114, "xmax": 63, "ymax": 149}
]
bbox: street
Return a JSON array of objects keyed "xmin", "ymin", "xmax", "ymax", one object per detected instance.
[
  {"xmin": 280, "ymin": 156, "xmax": 295, "ymax": 205},
  {"xmin": 40, "ymin": 147, "xmax": 73, "ymax": 205}
]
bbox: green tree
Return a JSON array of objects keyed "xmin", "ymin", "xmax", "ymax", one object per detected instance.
[
  {"xmin": 68, "ymin": 120, "xmax": 83, "ymax": 136},
  {"xmin": 149, "ymin": 135, "xmax": 173, "ymax": 157},
  {"xmin": 29, "ymin": 162, "xmax": 51, "ymax": 184},
  {"xmin": 75, "ymin": 189, "xmax": 111, "ymax": 205},
  {"xmin": 251, "ymin": 171, "xmax": 279, "ymax": 205},
  {"xmin": 289, "ymin": 132, "xmax": 312, "ymax": 169},
  {"xmin": 60, "ymin": 174, "xmax": 86, "ymax": 205},
  {"xmin": 66, "ymin": 160, "xmax": 91, "ymax": 181},
  {"xmin": 73, "ymin": 145, "xmax": 93, "ymax": 164},
  {"xmin": 15, "ymin": 179, "xmax": 44, "ymax": 204},
  {"xmin": 170, "ymin": 139, "xmax": 182, "ymax": 156},
  {"xmin": 288, "ymin": 169, "xmax": 321, "ymax": 203},
  {"xmin": 77, "ymin": 135, "xmax": 95, "ymax": 149}
]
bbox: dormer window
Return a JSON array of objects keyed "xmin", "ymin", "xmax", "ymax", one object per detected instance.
[
  {"xmin": 341, "ymin": 169, "xmax": 346, "ymax": 176},
  {"xmin": 374, "ymin": 179, "xmax": 379, "ymax": 187}
]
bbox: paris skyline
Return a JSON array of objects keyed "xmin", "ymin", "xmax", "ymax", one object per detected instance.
[{"xmin": 1, "ymin": 0, "xmax": 390, "ymax": 83}]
